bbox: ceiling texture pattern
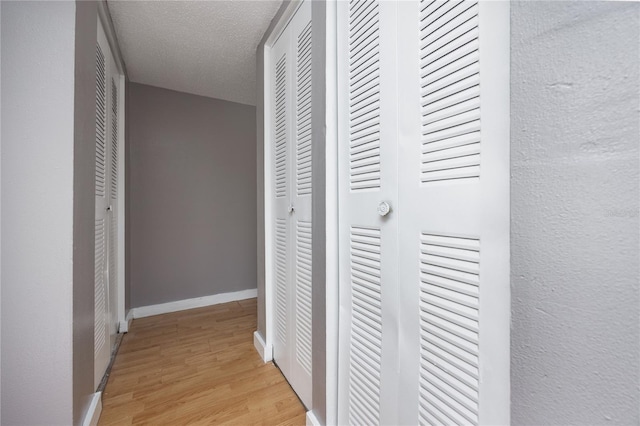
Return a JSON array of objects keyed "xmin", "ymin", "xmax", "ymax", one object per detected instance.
[{"xmin": 108, "ymin": 0, "xmax": 283, "ymax": 106}]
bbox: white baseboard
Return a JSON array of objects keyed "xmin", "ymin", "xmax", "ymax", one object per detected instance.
[
  {"xmin": 82, "ymin": 392, "xmax": 102, "ymax": 426},
  {"xmin": 253, "ymin": 330, "xmax": 272, "ymax": 362},
  {"xmin": 118, "ymin": 310, "xmax": 133, "ymax": 333},
  {"xmin": 131, "ymin": 288, "xmax": 258, "ymax": 319},
  {"xmin": 306, "ymin": 410, "xmax": 322, "ymax": 426}
]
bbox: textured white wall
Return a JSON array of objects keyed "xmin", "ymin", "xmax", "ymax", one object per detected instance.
[
  {"xmin": 511, "ymin": 2, "xmax": 639, "ymax": 424},
  {"xmin": 1, "ymin": 2, "xmax": 76, "ymax": 423}
]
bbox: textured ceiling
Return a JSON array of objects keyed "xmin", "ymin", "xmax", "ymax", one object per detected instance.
[{"xmin": 107, "ymin": 0, "xmax": 283, "ymax": 106}]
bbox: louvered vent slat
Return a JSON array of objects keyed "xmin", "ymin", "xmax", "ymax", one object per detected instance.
[
  {"xmin": 419, "ymin": 232, "xmax": 479, "ymax": 426},
  {"xmin": 109, "ymin": 213, "xmax": 117, "ymax": 298},
  {"xmin": 94, "ymin": 218, "xmax": 106, "ymax": 357},
  {"xmin": 110, "ymin": 78, "xmax": 118, "ymax": 200},
  {"xmin": 295, "ymin": 220, "xmax": 312, "ymax": 375},
  {"xmin": 420, "ymin": 0, "xmax": 480, "ymax": 185},
  {"xmin": 349, "ymin": 225, "xmax": 382, "ymax": 425},
  {"xmin": 275, "ymin": 218, "xmax": 288, "ymax": 343},
  {"xmin": 349, "ymin": 0, "xmax": 381, "ymax": 192},
  {"xmin": 296, "ymin": 21, "xmax": 313, "ymax": 197},
  {"xmin": 275, "ymin": 55, "xmax": 288, "ymax": 198},
  {"xmin": 95, "ymin": 44, "xmax": 107, "ymax": 197}
]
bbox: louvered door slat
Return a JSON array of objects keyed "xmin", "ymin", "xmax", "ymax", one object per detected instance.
[
  {"xmin": 275, "ymin": 54, "xmax": 288, "ymax": 199},
  {"xmin": 95, "ymin": 44, "xmax": 107, "ymax": 197},
  {"xmin": 110, "ymin": 79, "xmax": 118, "ymax": 200},
  {"xmin": 419, "ymin": 232, "xmax": 480, "ymax": 426},
  {"xmin": 94, "ymin": 218, "xmax": 106, "ymax": 358},
  {"xmin": 349, "ymin": 0, "xmax": 381, "ymax": 192},
  {"xmin": 420, "ymin": 0, "xmax": 480, "ymax": 185},
  {"xmin": 275, "ymin": 218, "xmax": 288, "ymax": 344},
  {"xmin": 349, "ymin": 226, "xmax": 382, "ymax": 425},
  {"xmin": 296, "ymin": 21, "xmax": 312, "ymax": 197},
  {"xmin": 295, "ymin": 221, "xmax": 312, "ymax": 375}
]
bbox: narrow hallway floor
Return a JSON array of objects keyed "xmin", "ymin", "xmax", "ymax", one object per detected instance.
[{"xmin": 99, "ymin": 298, "xmax": 306, "ymax": 425}]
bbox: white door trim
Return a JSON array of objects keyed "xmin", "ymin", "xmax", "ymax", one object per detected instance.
[
  {"xmin": 116, "ymin": 74, "xmax": 126, "ymax": 332},
  {"xmin": 98, "ymin": 2, "xmax": 127, "ymax": 78},
  {"xmin": 262, "ymin": 0, "xmax": 303, "ymax": 365},
  {"xmin": 324, "ymin": 0, "xmax": 339, "ymax": 424}
]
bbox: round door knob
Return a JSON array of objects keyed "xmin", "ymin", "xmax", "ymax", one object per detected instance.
[{"xmin": 377, "ymin": 201, "xmax": 391, "ymax": 217}]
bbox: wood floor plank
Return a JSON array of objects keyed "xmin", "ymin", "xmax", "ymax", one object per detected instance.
[{"xmin": 99, "ymin": 299, "xmax": 306, "ymax": 425}]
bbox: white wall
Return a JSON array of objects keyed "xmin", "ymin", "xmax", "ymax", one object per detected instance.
[
  {"xmin": 511, "ymin": 2, "xmax": 639, "ymax": 424},
  {"xmin": 1, "ymin": 2, "xmax": 77, "ymax": 423}
]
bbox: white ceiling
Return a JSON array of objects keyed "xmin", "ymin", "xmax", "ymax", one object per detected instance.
[{"xmin": 107, "ymin": 0, "xmax": 283, "ymax": 106}]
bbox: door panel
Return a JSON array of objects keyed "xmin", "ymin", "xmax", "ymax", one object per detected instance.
[
  {"xmin": 94, "ymin": 34, "xmax": 110, "ymax": 389},
  {"xmin": 271, "ymin": 25, "xmax": 292, "ymax": 377},
  {"xmin": 290, "ymin": 0, "xmax": 313, "ymax": 407},
  {"xmin": 338, "ymin": 1, "xmax": 399, "ymax": 424},
  {"xmin": 338, "ymin": 1, "xmax": 510, "ymax": 424},
  {"xmin": 108, "ymin": 76, "xmax": 119, "ymax": 349},
  {"xmin": 397, "ymin": 1, "xmax": 510, "ymax": 425},
  {"xmin": 270, "ymin": 0, "xmax": 313, "ymax": 408},
  {"xmin": 95, "ymin": 18, "xmax": 122, "ymax": 390}
]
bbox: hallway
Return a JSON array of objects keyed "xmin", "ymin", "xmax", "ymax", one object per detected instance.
[{"xmin": 99, "ymin": 299, "xmax": 306, "ymax": 425}]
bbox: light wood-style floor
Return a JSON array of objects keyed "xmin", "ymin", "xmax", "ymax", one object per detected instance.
[{"xmin": 99, "ymin": 298, "xmax": 306, "ymax": 425}]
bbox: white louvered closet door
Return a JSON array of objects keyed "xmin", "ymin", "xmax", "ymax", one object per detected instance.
[
  {"xmin": 288, "ymin": 0, "xmax": 313, "ymax": 408},
  {"xmin": 396, "ymin": 2, "xmax": 510, "ymax": 425},
  {"xmin": 337, "ymin": 0, "xmax": 510, "ymax": 424},
  {"xmin": 94, "ymin": 29, "xmax": 110, "ymax": 389},
  {"xmin": 271, "ymin": 0, "xmax": 313, "ymax": 408},
  {"xmin": 337, "ymin": 1, "xmax": 400, "ymax": 424},
  {"xmin": 95, "ymin": 18, "xmax": 121, "ymax": 390},
  {"xmin": 271, "ymin": 18, "xmax": 293, "ymax": 385},
  {"xmin": 108, "ymin": 55, "xmax": 120, "ymax": 351}
]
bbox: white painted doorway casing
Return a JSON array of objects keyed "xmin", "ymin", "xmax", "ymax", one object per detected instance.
[
  {"xmin": 337, "ymin": 0, "xmax": 510, "ymax": 425},
  {"xmin": 267, "ymin": 0, "xmax": 313, "ymax": 409}
]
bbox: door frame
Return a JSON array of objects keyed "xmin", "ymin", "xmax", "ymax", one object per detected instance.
[{"xmin": 98, "ymin": 4, "xmax": 128, "ymax": 333}]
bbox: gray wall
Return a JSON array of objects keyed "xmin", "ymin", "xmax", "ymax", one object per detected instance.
[
  {"xmin": 511, "ymin": 2, "xmax": 639, "ymax": 424},
  {"xmin": 128, "ymin": 83, "xmax": 257, "ymax": 308},
  {"xmin": 1, "ymin": 1, "xmax": 97, "ymax": 424}
]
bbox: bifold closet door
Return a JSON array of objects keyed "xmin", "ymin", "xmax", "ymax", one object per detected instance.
[
  {"xmin": 396, "ymin": 1, "xmax": 510, "ymax": 425},
  {"xmin": 337, "ymin": 0, "xmax": 510, "ymax": 424},
  {"xmin": 337, "ymin": 1, "xmax": 400, "ymax": 424},
  {"xmin": 95, "ymin": 19, "xmax": 121, "ymax": 389},
  {"xmin": 108, "ymin": 47, "xmax": 120, "ymax": 351},
  {"xmin": 288, "ymin": 0, "xmax": 313, "ymax": 408},
  {"xmin": 94, "ymin": 29, "xmax": 110, "ymax": 389},
  {"xmin": 270, "ymin": 0, "xmax": 313, "ymax": 409}
]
